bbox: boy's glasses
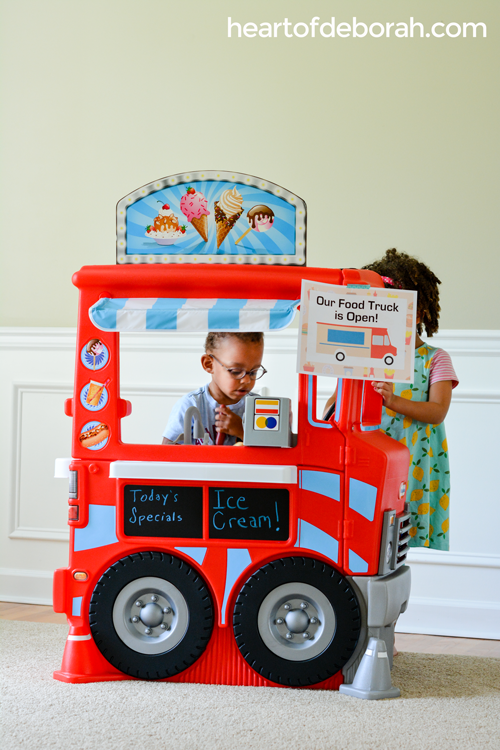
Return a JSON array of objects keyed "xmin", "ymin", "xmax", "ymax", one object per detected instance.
[{"xmin": 209, "ymin": 354, "xmax": 267, "ymax": 381}]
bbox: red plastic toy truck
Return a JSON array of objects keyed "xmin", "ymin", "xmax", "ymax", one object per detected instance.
[{"xmin": 53, "ymin": 263, "xmax": 411, "ymax": 690}]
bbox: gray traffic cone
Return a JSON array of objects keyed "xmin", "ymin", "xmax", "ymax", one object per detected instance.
[{"xmin": 339, "ymin": 637, "xmax": 400, "ymax": 700}]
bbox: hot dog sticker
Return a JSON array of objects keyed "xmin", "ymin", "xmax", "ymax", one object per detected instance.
[{"xmin": 79, "ymin": 421, "xmax": 110, "ymax": 450}]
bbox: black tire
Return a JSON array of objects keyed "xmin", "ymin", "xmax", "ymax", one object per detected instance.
[
  {"xmin": 89, "ymin": 551, "xmax": 213, "ymax": 680},
  {"xmin": 384, "ymin": 355, "xmax": 394, "ymax": 365},
  {"xmin": 335, "ymin": 351, "xmax": 346, "ymax": 362},
  {"xmin": 233, "ymin": 557, "xmax": 361, "ymax": 686}
]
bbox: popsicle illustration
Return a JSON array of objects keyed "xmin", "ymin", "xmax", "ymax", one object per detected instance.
[
  {"xmin": 235, "ymin": 205, "xmax": 275, "ymax": 246},
  {"xmin": 180, "ymin": 186, "xmax": 210, "ymax": 242}
]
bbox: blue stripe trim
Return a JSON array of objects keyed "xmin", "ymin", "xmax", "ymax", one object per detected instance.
[
  {"xmin": 146, "ymin": 298, "xmax": 187, "ymax": 330},
  {"xmin": 74, "ymin": 505, "xmax": 118, "ymax": 552},
  {"xmin": 349, "ymin": 549, "xmax": 369, "ymax": 573},
  {"xmin": 294, "ymin": 519, "xmax": 339, "ymax": 564},
  {"xmin": 89, "ymin": 298, "xmax": 127, "ymax": 330},
  {"xmin": 300, "ymin": 470, "xmax": 340, "ymax": 501},
  {"xmin": 269, "ymin": 299, "xmax": 299, "ymax": 330},
  {"xmin": 175, "ymin": 547, "xmax": 207, "ymax": 566},
  {"xmin": 307, "ymin": 376, "xmax": 332, "ymax": 429},
  {"xmin": 360, "ymin": 381, "xmax": 380, "ymax": 432},
  {"xmin": 334, "ymin": 378, "xmax": 343, "ymax": 423},
  {"xmin": 89, "ymin": 298, "xmax": 300, "ymax": 332},
  {"xmin": 349, "ymin": 478, "xmax": 377, "ymax": 521},
  {"xmin": 208, "ymin": 299, "xmax": 248, "ymax": 330},
  {"xmin": 221, "ymin": 548, "xmax": 251, "ymax": 625}
]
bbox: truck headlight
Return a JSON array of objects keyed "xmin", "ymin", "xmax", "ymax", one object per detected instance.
[{"xmin": 385, "ymin": 541, "xmax": 393, "ymax": 565}]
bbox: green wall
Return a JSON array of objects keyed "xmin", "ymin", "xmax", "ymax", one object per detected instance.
[{"xmin": 1, "ymin": 0, "xmax": 498, "ymax": 328}]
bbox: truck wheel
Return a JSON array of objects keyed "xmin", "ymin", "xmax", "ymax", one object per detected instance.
[
  {"xmin": 89, "ymin": 551, "xmax": 213, "ymax": 680},
  {"xmin": 335, "ymin": 350, "xmax": 346, "ymax": 362},
  {"xmin": 233, "ymin": 557, "xmax": 361, "ymax": 686},
  {"xmin": 384, "ymin": 355, "xmax": 394, "ymax": 365}
]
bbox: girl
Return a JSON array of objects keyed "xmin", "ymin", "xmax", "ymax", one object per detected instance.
[{"xmin": 364, "ymin": 248, "xmax": 458, "ymax": 550}]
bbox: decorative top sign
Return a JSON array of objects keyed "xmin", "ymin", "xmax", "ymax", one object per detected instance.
[
  {"xmin": 297, "ymin": 280, "xmax": 417, "ymax": 383},
  {"xmin": 116, "ymin": 171, "xmax": 306, "ymax": 265}
]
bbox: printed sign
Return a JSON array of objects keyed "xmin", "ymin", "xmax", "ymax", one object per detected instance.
[
  {"xmin": 208, "ymin": 487, "xmax": 289, "ymax": 541},
  {"xmin": 254, "ymin": 398, "xmax": 281, "ymax": 431},
  {"xmin": 116, "ymin": 170, "xmax": 306, "ymax": 265},
  {"xmin": 297, "ymin": 280, "xmax": 417, "ymax": 382},
  {"xmin": 123, "ymin": 485, "xmax": 203, "ymax": 538}
]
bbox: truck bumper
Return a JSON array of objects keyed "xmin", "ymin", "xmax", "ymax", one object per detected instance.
[{"xmin": 344, "ymin": 565, "xmax": 411, "ymax": 681}]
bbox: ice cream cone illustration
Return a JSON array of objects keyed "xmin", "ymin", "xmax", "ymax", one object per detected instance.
[
  {"xmin": 214, "ymin": 187, "xmax": 243, "ymax": 248},
  {"xmin": 180, "ymin": 186, "xmax": 210, "ymax": 242}
]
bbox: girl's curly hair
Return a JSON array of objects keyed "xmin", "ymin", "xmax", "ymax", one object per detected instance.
[
  {"xmin": 205, "ymin": 331, "xmax": 264, "ymax": 353},
  {"xmin": 362, "ymin": 248, "xmax": 441, "ymax": 337}
]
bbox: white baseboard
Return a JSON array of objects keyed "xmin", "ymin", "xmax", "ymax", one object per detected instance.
[
  {"xmin": 0, "ymin": 569, "xmax": 54, "ymax": 606},
  {"xmin": 396, "ymin": 596, "xmax": 500, "ymax": 640}
]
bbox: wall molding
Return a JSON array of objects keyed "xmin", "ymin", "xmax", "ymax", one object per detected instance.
[
  {"xmin": 3, "ymin": 327, "xmax": 499, "ymax": 355},
  {"xmin": 9, "ymin": 382, "xmax": 72, "ymax": 542},
  {"xmin": 408, "ymin": 550, "xmax": 500, "ymax": 569},
  {"xmin": 2, "ymin": 327, "xmax": 499, "ymax": 636}
]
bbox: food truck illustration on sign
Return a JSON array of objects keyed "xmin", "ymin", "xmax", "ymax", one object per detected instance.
[
  {"xmin": 53, "ymin": 173, "xmax": 411, "ymax": 696},
  {"xmin": 317, "ymin": 324, "xmax": 398, "ymax": 365}
]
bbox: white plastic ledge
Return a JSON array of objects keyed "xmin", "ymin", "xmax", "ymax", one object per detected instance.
[{"xmin": 109, "ymin": 461, "xmax": 297, "ymax": 485}]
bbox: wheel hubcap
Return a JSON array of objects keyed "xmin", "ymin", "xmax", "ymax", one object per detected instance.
[
  {"xmin": 112, "ymin": 577, "xmax": 189, "ymax": 655},
  {"xmin": 257, "ymin": 582, "xmax": 336, "ymax": 662}
]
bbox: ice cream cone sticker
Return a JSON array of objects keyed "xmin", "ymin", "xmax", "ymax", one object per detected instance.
[
  {"xmin": 214, "ymin": 187, "xmax": 243, "ymax": 248},
  {"xmin": 180, "ymin": 186, "xmax": 210, "ymax": 242},
  {"xmin": 235, "ymin": 205, "xmax": 275, "ymax": 246}
]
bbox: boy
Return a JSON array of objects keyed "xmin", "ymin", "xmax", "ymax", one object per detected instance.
[{"xmin": 162, "ymin": 332, "xmax": 266, "ymax": 445}]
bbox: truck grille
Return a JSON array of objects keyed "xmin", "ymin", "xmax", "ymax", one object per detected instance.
[
  {"xmin": 395, "ymin": 511, "xmax": 411, "ymax": 568},
  {"xmin": 378, "ymin": 505, "xmax": 411, "ymax": 575}
]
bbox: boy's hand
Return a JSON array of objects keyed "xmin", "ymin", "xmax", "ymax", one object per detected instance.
[
  {"xmin": 371, "ymin": 381, "xmax": 395, "ymax": 408},
  {"xmin": 215, "ymin": 405, "xmax": 243, "ymax": 440}
]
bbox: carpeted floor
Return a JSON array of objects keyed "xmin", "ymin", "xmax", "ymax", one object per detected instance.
[{"xmin": 1, "ymin": 621, "xmax": 499, "ymax": 750}]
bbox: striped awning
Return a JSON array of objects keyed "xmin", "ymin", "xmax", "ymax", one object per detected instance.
[{"xmin": 89, "ymin": 298, "xmax": 299, "ymax": 332}]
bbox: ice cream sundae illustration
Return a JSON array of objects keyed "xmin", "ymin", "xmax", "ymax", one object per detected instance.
[
  {"xmin": 146, "ymin": 202, "xmax": 186, "ymax": 245},
  {"xmin": 180, "ymin": 186, "xmax": 210, "ymax": 242},
  {"xmin": 235, "ymin": 204, "xmax": 275, "ymax": 245},
  {"xmin": 214, "ymin": 187, "xmax": 243, "ymax": 248}
]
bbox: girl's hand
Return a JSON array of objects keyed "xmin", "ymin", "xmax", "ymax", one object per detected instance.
[
  {"xmin": 372, "ymin": 380, "xmax": 453, "ymax": 425},
  {"xmin": 371, "ymin": 381, "xmax": 395, "ymax": 408},
  {"xmin": 215, "ymin": 405, "xmax": 243, "ymax": 440}
]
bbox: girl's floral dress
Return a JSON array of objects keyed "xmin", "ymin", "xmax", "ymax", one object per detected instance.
[{"xmin": 380, "ymin": 344, "xmax": 455, "ymax": 550}]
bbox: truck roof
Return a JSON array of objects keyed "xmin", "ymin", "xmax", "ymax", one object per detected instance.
[{"xmin": 72, "ymin": 265, "xmax": 383, "ymax": 300}]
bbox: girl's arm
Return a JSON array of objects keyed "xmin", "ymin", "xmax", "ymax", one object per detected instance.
[{"xmin": 372, "ymin": 380, "xmax": 453, "ymax": 425}]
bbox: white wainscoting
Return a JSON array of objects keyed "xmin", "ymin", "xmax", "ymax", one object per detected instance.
[{"xmin": 1, "ymin": 327, "xmax": 499, "ymax": 639}]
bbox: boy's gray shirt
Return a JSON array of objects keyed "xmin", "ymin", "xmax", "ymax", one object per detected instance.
[{"xmin": 162, "ymin": 383, "xmax": 258, "ymax": 445}]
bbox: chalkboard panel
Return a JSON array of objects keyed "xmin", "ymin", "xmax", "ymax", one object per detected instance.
[
  {"xmin": 209, "ymin": 487, "xmax": 289, "ymax": 541},
  {"xmin": 123, "ymin": 485, "xmax": 203, "ymax": 538}
]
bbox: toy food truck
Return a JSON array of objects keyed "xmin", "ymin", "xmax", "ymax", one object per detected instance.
[{"xmin": 53, "ymin": 173, "xmax": 411, "ymax": 693}]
